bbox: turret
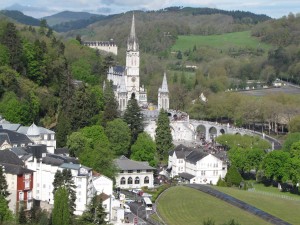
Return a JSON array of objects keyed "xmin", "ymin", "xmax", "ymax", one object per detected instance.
[{"xmin": 127, "ymin": 14, "xmax": 139, "ymax": 51}]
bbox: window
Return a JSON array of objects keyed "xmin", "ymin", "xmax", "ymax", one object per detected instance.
[
  {"xmin": 25, "ymin": 181, "xmax": 30, "ymax": 189},
  {"xmin": 19, "ymin": 192, "xmax": 24, "ymax": 201},
  {"xmin": 135, "ymin": 177, "xmax": 140, "ymax": 184},
  {"xmin": 27, "ymin": 191, "xmax": 32, "ymax": 200},
  {"xmin": 27, "ymin": 201, "xmax": 32, "ymax": 210},
  {"xmin": 213, "ymin": 170, "xmax": 218, "ymax": 176},
  {"xmin": 137, "ymin": 170, "xmax": 141, "ymax": 173},
  {"xmin": 201, "ymin": 171, "xmax": 206, "ymax": 176},
  {"xmin": 144, "ymin": 176, "xmax": 149, "ymax": 184},
  {"xmin": 103, "ymin": 204, "xmax": 107, "ymax": 209},
  {"xmin": 120, "ymin": 170, "xmax": 124, "ymax": 173},
  {"xmin": 128, "ymin": 170, "xmax": 133, "ymax": 173},
  {"xmin": 128, "ymin": 177, "xmax": 133, "ymax": 184},
  {"xmin": 120, "ymin": 177, "xmax": 126, "ymax": 185},
  {"xmin": 146, "ymin": 169, "xmax": 152, "ymax": 172}
]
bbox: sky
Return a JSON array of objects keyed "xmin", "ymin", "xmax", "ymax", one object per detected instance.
[{"xmin": 1, "ymin": 0, "xmax": 300, "ymax": 19}]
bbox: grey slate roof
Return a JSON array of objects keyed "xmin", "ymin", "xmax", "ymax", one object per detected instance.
[
  {"xmin": 185, "ymin": 151, "xmax": 208, "ymax": 164},
  {"xmin": 0, "ymin": 129, "xmax": 33, "ymax": 146},
  {"xmin": 42, "ymin": 156, "xmax": 64, "ymax": 166},
  {"xmin": 178, "ymin": 172, "xmax": 195, "ymax": 180},
  {"xmin": 47, "ymin": 154, "xmax": 79, "ymax": 164},
  {"xmin": 115, "ymin": 155, "xmax": 155, "ymax": 171},
  {"xmin": 113, "ymin": 66, "xmax": 125, "ymax": 74},
  {"xmin": 11, "ymin": 147, "xmax": 28, "ymax": 156},
  {"xmin": 1, "ymin": 163, "xmax": 34, "ymax": 175},
  {"xmin": 0, "ymin": 123, "xmax": 21, "ymax": 131},
  {"xmin": 169, "ymin": 144, "xmax": 193, "ymax": 158},
  {"xmin": 0, "ymin": 133, "xmax": 11, "ymax": 146},
  {"xmin": 54, "ymin": 148, "xmax": 69, "ymax": 155},
  {"xmin": 0, "ymin": 150, "xmax": 24, "ymax": 166}
]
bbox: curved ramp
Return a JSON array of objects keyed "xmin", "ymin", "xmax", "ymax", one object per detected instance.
[{"xmin": 187, "ymin": 184, "xmax": 291, "ymax": 225}]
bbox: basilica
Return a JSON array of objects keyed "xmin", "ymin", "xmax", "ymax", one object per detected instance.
[{"xmin": 107, "ymin": 14, "xmax": 169, "ymax": 112}]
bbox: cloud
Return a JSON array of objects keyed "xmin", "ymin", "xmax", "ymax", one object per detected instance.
[{"xmin": 96, "ymin": 7, "xmax": 112, "ymax": 14}]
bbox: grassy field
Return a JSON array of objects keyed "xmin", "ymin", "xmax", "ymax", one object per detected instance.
[
  {"xmin": 213, "ymin": 186, "xmax": 300, "ymax": 225},
  {"xmin": 172, "ymin": 31, "xmax": 271, "ymax": 51},
  {"xmin": 157, "ymin": 186, "xmax": 270, "ymax": 225}
]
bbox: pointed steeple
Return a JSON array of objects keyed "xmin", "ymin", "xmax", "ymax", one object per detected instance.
[
  {"xmin": 127, "ymin": 13, "xmax": 139, "ymax": 51},
  {"xmin": 161, "ymin": 72, "xmax": 169, "ymax": 92}
]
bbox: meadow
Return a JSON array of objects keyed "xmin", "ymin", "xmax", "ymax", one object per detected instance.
[
  {"xmin": 171, "ymin": 31, "xmax": 271, "ymax": 52},
  {"xmin": 213, "ymin": 185, "xmax": 300, "ymax": 225},
  {"xmin": 156, "ymin": 186, "xmax": 270, "ymax": 225}
]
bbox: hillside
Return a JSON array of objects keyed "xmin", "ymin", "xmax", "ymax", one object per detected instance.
[
  {"xmin": 64, "ymin": 9, "xmax": 271, "ymax": 55},
  {"xmin": 0, "ymin": 10, "xmax": 40, "ymax": 26},
  {"xmin": 43, "ymin": 10, "xmax": 105, "ymax": 26}
]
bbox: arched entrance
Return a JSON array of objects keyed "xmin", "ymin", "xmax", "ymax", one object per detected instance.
[
  {"xmin": 220, "ymin": 128, "xmax": 225, "ymax": 134},
  {"xmin": 196, "ymin": 125, "xmax": 206, "ymax": 140},
  {"xmin": 209, "ymin": 127, "xmax": 217, "ymax": 140}
]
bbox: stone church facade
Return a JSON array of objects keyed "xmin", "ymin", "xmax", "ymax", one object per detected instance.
[{"xmin": 107, "ymin": 14, "xmax": 169, "ymax": 111}]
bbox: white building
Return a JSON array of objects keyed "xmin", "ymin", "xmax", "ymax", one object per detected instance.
[
  {"xmin": 17, "ymin": 123, "xmax": 56, "ymax": 153},
  {"xmin": 83, "ymin": 40, "xmax": 118, "ymax": 55},
  {"xmin": 114, "ymin": 155, "xmax": 155, "ymax": 189},
  {"xmin": 168, "ymin": 144, "xmax": 227, "ymax": 185},
  {"xmin": 25, "ymin": 153, "xmax": 94, "ymax": 215}
]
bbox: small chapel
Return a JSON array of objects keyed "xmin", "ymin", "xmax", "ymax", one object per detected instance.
[{"xmin": 107, "ymin": 14, "xmax": 169, "ymax": 112}]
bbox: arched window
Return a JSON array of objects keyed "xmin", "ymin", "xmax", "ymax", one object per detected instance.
[
  {"xmin": 144, "ymin": 176, "xmax": 149, "ymax": 184},
  {"xmin": 135, "ymin": 177, "xmax": 140, "ymax": 184},
  {"xmin": 120, "ymin": 177, "xmax": 126, "ymax": 185},
  {"xmin": 128, "ymin": 177, "xmax": 133, "ymax": 184}
]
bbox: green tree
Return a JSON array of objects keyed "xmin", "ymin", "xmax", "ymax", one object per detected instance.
[
  {"xmin": 123, "ymin": 94, "xmax": 144, "ymax": 145},
  {"xmin": 52, "ymin": 187, "xmax": 70, "ymax": 225},
  {"xmin": 0, "ymin": 195, "xmax": 12, "ymax": 224},
  {"xmin": 105, "ymin": 119, "xmax": 131, "ymax": 156},
  {"xmin": 155, "ymin": 109, "xmax": 173, "ymax": 160},
  {"xmin": 80, "ymin": 195, "xmax": 108, "ymax": 225},
  {"xmin": 0, "ymin": 166, "xmax": 9, "ymax": 198},
  {"xmin": 67, "ymin": 125, "xmax": 117, "ymax": 179},
  {"xmin": 225, "ymin": 165, "xmax": 243, "ymax": 187},
  {"xmin": 0, "ymin": 22, "xmax": 24, "ymax": 72},
  {"xmin": 102, "ymin": 80, "xmax": 119, "ymax": 127},
  {"xmin": 56, "ymin": 112, "xmax": 72, "ymax": 148},
  {"xmin": 261, "ymin": 150, "xmax": 290, "ymax": 183},
  {"xmin": 282, "ymin": 132, "xmax": 300, "ymax": 152},
  {"xmin": 52, "ymin": 169, "xmax": 76, "ymax": 215},
  {"xmin": 18, "ymin": 206, "xmax": 27, "ymax": 224},
  {"xmin": 131, "ymin": 132, "xmax": 157, "ymax": 167},
  {"xmin": 288, "ymin": 116, "xmax": 300, "ymax": 133}
]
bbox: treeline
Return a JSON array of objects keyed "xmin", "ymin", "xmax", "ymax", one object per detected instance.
[
  {"xmin": 51, "ymin": 15, "xmax": 108, "ymax": 32},
  {"xmin": 217, "ymin": 132, "xmax": 300, "ymax": 195},
  {"xmin": 161, "ymin": 7, "xmax": 270, "ymax": 23},
  {"xmin": 251, "ymin": 13, "xmax": 300, "ymax": 84},
  {"xmin": 0, "ymin": 10, "xmax": 40, "ymax": 26}
]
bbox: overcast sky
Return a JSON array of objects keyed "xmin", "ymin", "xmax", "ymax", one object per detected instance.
[{"xmin": 1, "ymin": 0, "xmax": 300, "ymax": 19}]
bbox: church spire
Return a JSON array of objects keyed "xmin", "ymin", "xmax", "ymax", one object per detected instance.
[
  {"xmin": 127, "ymin": 13, "xmax": 139, "ymax": 51},
  {"xmin": 161, "ymin": 72, "xmax": 169, "ymax": 92}
]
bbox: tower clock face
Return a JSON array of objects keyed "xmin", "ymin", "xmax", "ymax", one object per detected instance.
[{"xmin": 131, "ymin": 77, "xmax": 136, "ymax": 82}]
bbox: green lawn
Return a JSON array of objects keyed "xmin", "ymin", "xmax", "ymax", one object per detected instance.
[
  {"xmin": 213, "ymin": 186, "xmax": 300, "ymax": 225},
  {"xmin": 157, "ymin": 186, "xmax": 270, "ymax": 225},
  {"xmin": 172, "ymin": 31, "xmax": 271, "ymax": 52}
]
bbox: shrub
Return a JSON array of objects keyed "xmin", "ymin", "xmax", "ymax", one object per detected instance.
[
  {"xmin": 225, "ymin": 165, "xmax": 243, "ymax": 187},
  {"xmin": 216, "ymin": 177, "xmax": 227, "ymax": 187}
]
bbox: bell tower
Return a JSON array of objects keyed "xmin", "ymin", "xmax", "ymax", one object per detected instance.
[{"xmin": 126, "ymin": 14, "xmax": 140, "ymax": 101}]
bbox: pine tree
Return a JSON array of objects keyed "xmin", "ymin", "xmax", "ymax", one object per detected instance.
[
  {"xmin": 0, "ymin": 166, "xmax": 9, "ymax": 198},
  {"xmin": 155, "ymin": 109, "xmax": 173, "ymax": 160},
  {"xmin": 80, "ymin": 195, "xmax": 108, "ymax": 225},
  {"xmin": 123, "ymin": 93, "xmax": 144, "ymax": 146},
  {"xmin": 53, "ymin": 169, "xmax": 76, "ymax": 215},
  {"xmin": 102, "ymin": 80, "xmax": 119, "ymax": 127},
  {"xmin": 52, "ymin": 187, "xmax": 70, "ymax": 225}
]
